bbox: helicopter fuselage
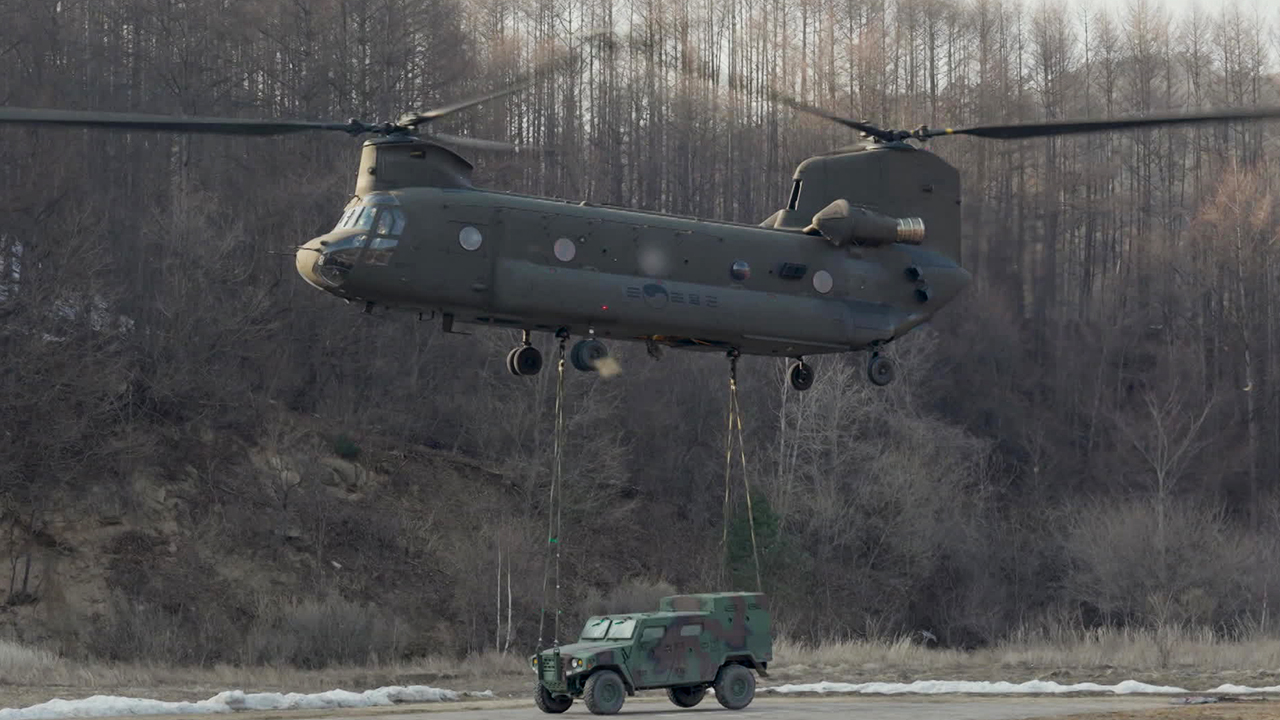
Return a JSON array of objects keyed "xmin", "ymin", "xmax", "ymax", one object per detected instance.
[{"xmin": 297, "ymin": 183, "xmax": 970, "ymax": 358}]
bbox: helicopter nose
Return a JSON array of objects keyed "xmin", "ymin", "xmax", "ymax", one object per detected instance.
[
  {"xmin": 296, "ymin": 230, "xmax": 369, "ymax": 290},
  {"xmin": 295, "ymin": 238, "xmax": 326, "ymax": 290}
]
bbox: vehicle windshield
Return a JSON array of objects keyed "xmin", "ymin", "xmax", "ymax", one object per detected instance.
[
  {"xmin": 605, "ymin": 617, "xmax": 637, "ymax": 640},
  {"xmin": 580, "ymin": 617, "xmax": 611, "ymax": 640}
]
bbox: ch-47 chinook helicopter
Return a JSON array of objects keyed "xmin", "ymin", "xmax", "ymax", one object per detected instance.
[{"xmin": 4, "ymin": 47, "xmax": 1280, "ymax": 391}]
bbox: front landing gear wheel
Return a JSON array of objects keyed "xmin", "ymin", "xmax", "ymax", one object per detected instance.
[
  {"xmin": 667, "ymin": 685, "xmax": 706, "ymax": 708},
  {"xmin": 713, "ymin": 663, "xmax": 756, "ymax": 710},
  {"xmin": 788, "ymin": 361, "xmax": 815, "ymax": 391},
  {"xmin": 533, "ymin": 683, "xmax": 571, "ymax": 714},
  {"xmin": 570, "ymin": 338, "xmax": 609, "ymax": 372},
  {"xmin": 867, "ymin": 353, "xmax": 895, "ymax": 386},
  {"xmin": 583, "ymin": 669, "xmax": 626, "ymax": 715},
  {"xmin": 507, "ymin": 345, "xmax": 543, "ymax": 376}
]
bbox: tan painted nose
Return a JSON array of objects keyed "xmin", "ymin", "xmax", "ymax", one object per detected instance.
[{"xmin": 295, "ymin": 238, "xmax": 326, "ymax": 289}]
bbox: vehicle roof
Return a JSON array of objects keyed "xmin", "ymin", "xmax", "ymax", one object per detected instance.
[{"xmin": 590, "ymin": 610, "xmax": 707, "ymax": 621}]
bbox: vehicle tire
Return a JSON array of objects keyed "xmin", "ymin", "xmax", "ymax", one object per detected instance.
[
  {"xmin": 533, "ymin": 683, "xmax": 572, "ymax": 714},
  {"xmin": 867, "ymin": 353, "xmax": 895, "ymax": 386},
  {"xmin": 571, "ymin": 339, "xmax": 609, "ymax": 372},
  {"xmin": 667, "ymin": 685, "xmax": 706, "ymax": 708},
  {"xmin": 583, "ymin": 669, "xmax": 626, "ymax": 715},
  {"xmin": 713, "ymin": 663, "xmax": 755, "ymax": 710}
]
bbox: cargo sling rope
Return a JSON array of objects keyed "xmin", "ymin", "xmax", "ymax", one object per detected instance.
[
  {"xmin": 723, "ymin": 350, "xmax": 763, "ymax": 593},
  {"xmin": 537, "ymin": 332, "xmax": 569, "ymax": 649}
]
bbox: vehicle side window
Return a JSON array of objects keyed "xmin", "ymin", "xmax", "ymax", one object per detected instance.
[
  {"xmin": 640, "ymin": 626, "xmax": 664, "ymax": 642},
  {"xmin": 679, "ymin": 624, "xmax": 702, "ymax": 637}
]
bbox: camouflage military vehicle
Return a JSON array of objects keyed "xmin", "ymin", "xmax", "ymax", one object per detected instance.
[{"xmin": 530, "ymin": 592, "xmax": 770, "ymax": 715}]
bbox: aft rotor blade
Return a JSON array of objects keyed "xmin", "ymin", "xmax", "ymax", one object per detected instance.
[
  {"xmin": 430, "ymin": 132, "xmax": 554, "ymax": 153},
  {"xmin": 0, "ymin": 107, "xmax": 362, "ymax": 135},
  {"xmin": 769, "ymin": 91, "xmax": 897, "ymax": 143},
  {"xmin": 921, "ymin": 106, "xmax": 1280, "ymax": 140}
]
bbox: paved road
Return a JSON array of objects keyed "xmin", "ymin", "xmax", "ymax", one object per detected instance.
[{"xmin": 289, "ymin": 695, "xmax": 1174, "ymax": 720}]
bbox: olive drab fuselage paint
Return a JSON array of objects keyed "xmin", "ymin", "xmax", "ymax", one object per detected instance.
[{"xmin": 296, "ymin": 135, "xmax": 971, "ymax": 362}]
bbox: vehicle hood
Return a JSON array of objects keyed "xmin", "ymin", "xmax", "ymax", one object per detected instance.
[{"xmin": 542, "ymin": 641, "xmax": 628, "ymax": 658}]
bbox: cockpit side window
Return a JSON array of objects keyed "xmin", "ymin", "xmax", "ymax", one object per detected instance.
[
  {"xmin": 329, "ymin": 194, "xmax": 406, "ymax": 266},
  {"xmin": 787, "ymin": 180, "xmax": 802, "ymax": 211},
  {"xmin": 363, "ymin": 207, "xmax": 407, "ymax": 266},
  {"xmin": 354, "ymin": 207, "xmax": 377, "ymax": 230}
]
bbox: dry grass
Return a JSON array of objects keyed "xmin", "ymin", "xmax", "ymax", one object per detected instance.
[
  {"xmin": 0, "ymin": 640, "xmax": 531, "ymax": 707},
  {"xmin": 769, "ymin": 626, "xmax": 1280, "ymax": 687},
  {"xmin": 5, "ymin": 626, "xmax": 1280, "ymax": 710}
]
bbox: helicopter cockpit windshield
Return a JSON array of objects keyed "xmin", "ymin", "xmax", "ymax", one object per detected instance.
[{"xmin": 308, "ymin": 193, "xmax": 408, "ymax": 287}]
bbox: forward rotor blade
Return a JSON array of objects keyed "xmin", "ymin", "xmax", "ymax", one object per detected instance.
[
  {"xmin": 430, "ymin": 132, "xmax": 553, "ymax": 153},
  {"xmin": 406, "ymin": 82, "xmax": 537, "ymax": 125},
  {"xmin": 402, "ymin": 30, "xmax": 611, "ymax": 127},
  {"xmin": 0, "ymin": 107, "xmax": 360, "ymax": 135},
  {"xmin": 921, "ymin": 106, "xmax": 1280, "ymax": 140},
  {"xmin": 769, "ymin": 91, "xmax": 897, "ymax": 143}
]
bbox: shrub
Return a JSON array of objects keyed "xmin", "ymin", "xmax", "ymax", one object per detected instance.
[
  {"xmin": 579, "ymin": 578, "xmax": 678, "ymax": 618},
  {"xmin": 332, "ymin": 434, "xmax": 361, "ymax": 459}
]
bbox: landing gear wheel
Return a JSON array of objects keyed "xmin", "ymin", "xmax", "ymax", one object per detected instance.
[
  {"xmin": 867, "ymin": 353, "xmax": 895, "ymax": 386},
  {"xmin": 508, "ymin": 345, "xmax": 543, "ymax": 376},
  {"xmin": 713, "ymin": 663, "xmax": 756, "ymax": 710},
  {"xmin": 570, "ymin": 339, "xmax": 609, "ymax": 372},
  {"xmin": 583, "ymin": 669, "xmax": 626, "ymax": 715},
  {"xmin": 788, "ymin": 361, "xmax": 815, "ymax": 391},
  {"xmin": 667, "ymin": 685, "xmax": 706, "ymax": 708},
  {"xmin": 533, "ymin": 683, "xmax": 571, "ymax": 714}
]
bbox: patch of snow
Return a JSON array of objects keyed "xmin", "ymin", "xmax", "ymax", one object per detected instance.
[
  {"xmin": 1205, "ymin": 684, "xmax": 1280, "ymax": 694},
  {"xmin": 762, "ymin": 679, "xmax": 1198, "ymax": 695},
  {"xmin": 0, "ymin": 685, "xmax": 495, "ymax": 720}
]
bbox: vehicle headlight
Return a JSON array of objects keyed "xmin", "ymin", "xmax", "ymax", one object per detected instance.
[
  {"xmin": 530, "ymin": 656, "xmax": 539, "ymax": 669},
  {"xmin": 570, "ymin": 658, "xmax": 584, "ymax": 671}
]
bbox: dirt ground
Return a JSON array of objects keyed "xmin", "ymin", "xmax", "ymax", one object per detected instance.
[{"xmin": 1050, "ymin": 698, "xmax": 1280, "ymax": 720}]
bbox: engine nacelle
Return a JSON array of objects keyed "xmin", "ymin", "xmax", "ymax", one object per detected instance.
[{"xmin": 804, "ymin": 199, "xmax": 926, "ymax": 247}]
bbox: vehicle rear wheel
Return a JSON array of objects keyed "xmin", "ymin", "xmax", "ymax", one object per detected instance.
[
  {"xmin": 583, "ymin": 669, "xmax": 626, "ymax": 715},
  {"xmin": 533, "ymin": 683, "xmax": 571, "ymax": 714},
  {"xmin": 713, "ymin": 664, "xmax": 755, "ymax": 710},
  {"xmin": 667, "ymin": 685, "xmax": 706, "ymax": 708}
]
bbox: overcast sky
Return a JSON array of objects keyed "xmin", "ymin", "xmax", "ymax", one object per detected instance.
[{"xmin": 1075, "ymin": 0, "xmax": 1278, "ymax": 21}]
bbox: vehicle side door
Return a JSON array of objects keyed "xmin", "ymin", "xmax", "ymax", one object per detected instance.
[{"xmin": 632, "ymin": 623, "xmax": 672, "ymax": 688}]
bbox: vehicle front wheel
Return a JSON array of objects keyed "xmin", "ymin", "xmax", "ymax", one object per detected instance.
[
  {"xmin": 533, "ymin": 683, "xmax": 571, "ymax": 714},
  {"xmin": 713, "ymin": 664, "xmax": 756, "ymax": 710},
  {"xmin": 583, "ymin": 669, "xmax": 626, "ymax": 715},
  {"xmin": 667, "ymin": 685, "xmax": 706, "ymax": 708}
]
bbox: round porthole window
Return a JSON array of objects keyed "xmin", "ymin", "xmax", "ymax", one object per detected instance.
[
  {"xmin": 554, "ymin": 237, "xmax": 576, "ymax": 262},
  {"xmin": 813, "ymin": 270, "xmax": 833, "ymax": 294},
  {"xmin": 459, "ymin": 226, "xmax": 483, "ymax": 251},
  {"xmin": 730, "ymin": 260, "xmax": 751, "ymax": 281}
]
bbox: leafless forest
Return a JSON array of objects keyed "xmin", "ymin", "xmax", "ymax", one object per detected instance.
[{"xmin": 1, "ymin": 0, "xmax": 1279, "ymax": 667}]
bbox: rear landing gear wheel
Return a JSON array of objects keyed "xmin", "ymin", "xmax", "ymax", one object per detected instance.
[
  {"xmin": 570, "ymin": 338, "xmax": 609, "ymax": 372},
  {"xmin": 533, "ymin": 683, "xmax": 571, "ymax": 714},
  {"xmin": 508, "ymin": 345, "xmax": 543, "ymax": 376},
  {"xmin": 788, "ymin": 361, "xmax": 815, "ymax": 391},
  {"xmin": 867, "ymin": 353, "xmax": 895, "ymax": 386}
]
